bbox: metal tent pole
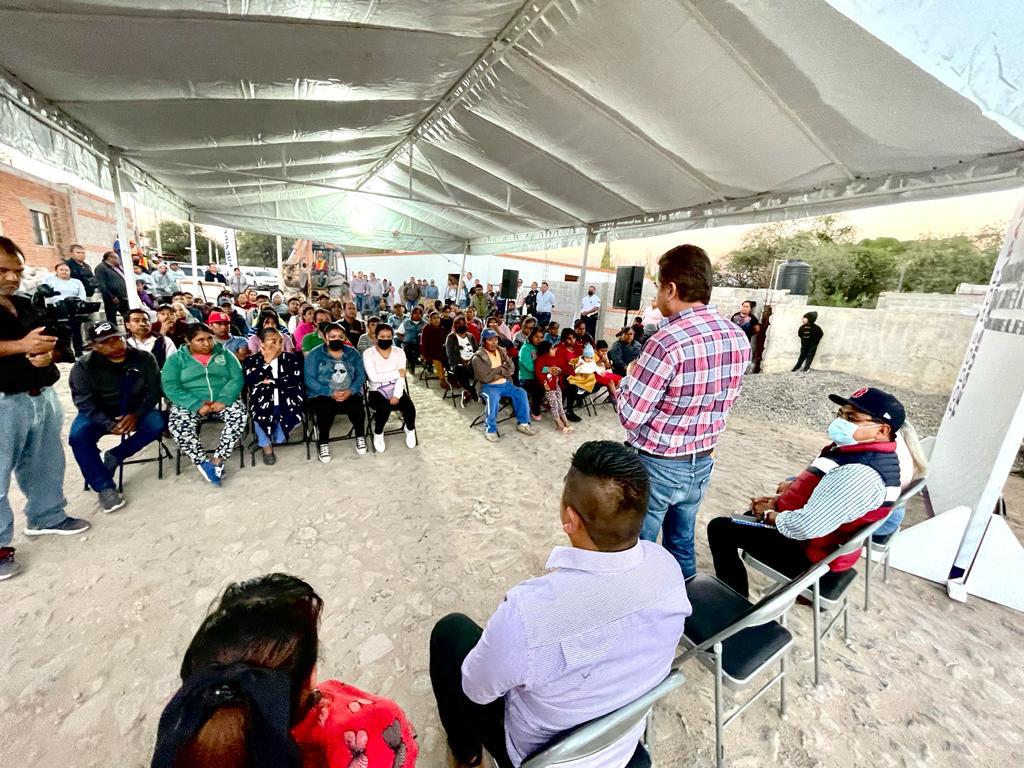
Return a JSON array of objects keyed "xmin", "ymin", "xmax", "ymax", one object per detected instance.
[
  {"xmin": 274, "ymin": 201, "xmax": 284, "ymax": 291},
  {"xmin": 459, "ymin": 241, "xmax": 469, "ymax": 304},
  {"xmin": 574, "ymin": 225, "xmax": 594, "ymax": 323},
  {"xmin": 188, "ymin": 215, "xmax": 198, "ymax": 283},
  {"xmin": 108, "ymin": 151, "xmax": 142, "ymax": 311},
  {"xmin": 154, "ymin": 210, "xmax": 163, "ymax": 259}
]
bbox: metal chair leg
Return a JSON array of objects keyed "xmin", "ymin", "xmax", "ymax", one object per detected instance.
[
  {"xmin": 813, "ymin": 581, "xmax": 822, "ymax": 688},
  {"xmin": 843, "ymin": 597, "xmax": 851, "ymax": 642},
  {"xmin": 883, "ymin": 547, "xmax": 890, "ymax": 583},
  {"xmin": 714, "ymin": 642, "xmax": 725, "ymax": 768},
  {"xmin": 864, "ymin": 543, "xmax": 873, "ymax": 611},
  {"xmin": 779, "ymin": 613, "xmax": 787, "ymax": 717}
]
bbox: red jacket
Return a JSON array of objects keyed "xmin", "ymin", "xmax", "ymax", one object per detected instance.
[
  {"xmin": 776, "ymin": 442, "xmax": 901, "ymax": 571},
  {"xmin": 552, "ymin": 343, "xmax": 579, "ymax": 382},
  {"xmin": 292, "ymin": 679, "xmax": 418, "ymax": 767}
]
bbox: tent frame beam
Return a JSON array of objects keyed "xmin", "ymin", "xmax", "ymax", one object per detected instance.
[{"xmin": 354, "ymin": 0, "xmax": 563, "ymax": 191}]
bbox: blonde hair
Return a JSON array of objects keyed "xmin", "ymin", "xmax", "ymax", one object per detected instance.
[{"xmin": 900, "ymin": 420, "xmax": 929, "ymax": 479}]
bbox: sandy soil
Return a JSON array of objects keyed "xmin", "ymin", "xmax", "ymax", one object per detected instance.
[{"xmin": 1, "ymin": 371, "xmax": 1021, "ymax": 767}]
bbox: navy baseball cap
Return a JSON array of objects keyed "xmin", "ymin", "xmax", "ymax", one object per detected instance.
[
  {"xmin": 829, "ymin": 387, "xmax": 905, "ymax": 432},
  {"xmin": 481, "ymin": 329, "xmax": 498, "ymax": 340},
  {"xmin": 87, "ymin": 321, "xmax": 123, "ymax": 342}
]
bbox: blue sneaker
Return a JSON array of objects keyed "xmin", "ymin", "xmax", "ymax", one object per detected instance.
[{"xmin": 196, "ymin": 460, "xmax": 221, "ymax": 487}]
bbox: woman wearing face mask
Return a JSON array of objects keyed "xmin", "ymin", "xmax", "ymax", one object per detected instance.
[
  {"xmin": 361, "ymin": 326, "xmax": 416, "ymax": 453},
  {"xmin": 704, "ymin": 387, "xmax": 906, "ymax": 598},
  {"xmin": 303, "ymin": 324, "xmax": 368, "ymax": 460},
  {"xmin": 243, "ymin": 327, "xmax": 305, "ymax": 465}
]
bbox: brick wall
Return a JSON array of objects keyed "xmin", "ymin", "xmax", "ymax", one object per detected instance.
[{"xmin": 0, "ymin": 166, "xmax": 126, "ymax": 268}]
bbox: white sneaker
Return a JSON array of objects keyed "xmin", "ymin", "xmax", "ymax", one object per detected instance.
[
  {"xmin": 404, "ymin": 427, "xmax": 417, "ymax": 449},
  {"xmin": 485, "ymin": 431, "xmax": 499, "ymax": 443},
  {"xmin": 318, "ymin": 444, "xmax": 332, "ymax": 463},
  {"xmin": 355, "ymin": 436, "xmax": 367, "ymax": 455},
  {"xmin": 516, "ymin": 423, "xmax": 538, "ymax": 436},
  {"xmin": 373, "ymin": 433, "xmax": 386, "ymax": 453}
]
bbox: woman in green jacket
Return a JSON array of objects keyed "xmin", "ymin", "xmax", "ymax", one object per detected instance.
[{"xmin": 161, "ymin": 323, "xmax": 246, "ymax": 486}]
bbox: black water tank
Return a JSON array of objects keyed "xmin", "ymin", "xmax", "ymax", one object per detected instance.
[{"xmin": 777, "ymin": 259, "xmax": 811, "ymax": 295}]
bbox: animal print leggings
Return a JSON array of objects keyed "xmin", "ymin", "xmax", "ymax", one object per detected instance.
[
  {"xmin": 544, "ymin": 389, "xmax": 567, "ymax": 420},
  {"xmin": 168, "ymin": 400, "xmax": 248, "ymax": 465}
]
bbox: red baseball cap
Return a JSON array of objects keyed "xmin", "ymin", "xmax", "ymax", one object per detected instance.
[{"xmin": 207, "ymin": 311, "xmax": 232, "ymax": 324}]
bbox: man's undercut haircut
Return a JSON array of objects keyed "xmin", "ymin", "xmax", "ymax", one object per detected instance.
[
  {"xmin": 0, "ymin": 236, "xmax": 26, "ymax": 263},
  {"xmin": 658, "ymin": 244, "xmax": 712, "ymax": 304},
  {"xmin": 562, "ymin": 440, "xmax": 650, "ymax": 551}
]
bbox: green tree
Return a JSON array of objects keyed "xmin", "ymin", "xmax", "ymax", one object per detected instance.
[
  {"xmin": 145, "ymin": 220, "xmax": 215, "ymax": 261},
  {"xmin": 599, "ymin": 240, "xmax": 613, "ymax": 270},
  {"xmin": 806, "ymin": 239, "xmax": 900, "ymax": 307},
  {"xmin": 235, "ymin": 231, "xmax": 280, "ymax": 267},
  {"xmin": 899, "ymin": 235, "xmax": 998, "ymax": 293}
]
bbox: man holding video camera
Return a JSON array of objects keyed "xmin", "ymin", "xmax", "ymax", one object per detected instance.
[{"xmin": 0, "ymin": 237, "xmax": 90, "ymax": 582}]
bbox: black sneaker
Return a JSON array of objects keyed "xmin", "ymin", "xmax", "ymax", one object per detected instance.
[
  {"xmin": 0, "ymin": 548, "xmax": 21, "ymax": 581},
  {"xmin": 567, "ymin": 411, "xmax": 582, "ymax": 423},
  {"xmin": 102, "ymin": 451, "xmax": 120, "ymax": 477},
  {"xmin": 98, "ymin": 488, "xmax": 126, "ymax": 513},
  {"xmin": 24, "ymin": 517, "xmax": 91, "ymax": 537}
]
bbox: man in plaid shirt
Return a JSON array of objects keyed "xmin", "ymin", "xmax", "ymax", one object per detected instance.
[{"xmin": 617, "ymin": 244, "xmax": 750, "ymax": 577}]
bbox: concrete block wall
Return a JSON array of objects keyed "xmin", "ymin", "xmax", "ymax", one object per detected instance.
[
  {"xmin": 761, "ymin": 303, "xmax": 973, "ymax": 393},
  {"xmin": 875, "ymin": 291, "xmax": 983, "ymax": 314}
]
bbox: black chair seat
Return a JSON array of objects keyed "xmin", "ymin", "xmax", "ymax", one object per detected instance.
[
  {"xmin": 684, "ymin": 574, "xmax": 792, "ymax": 681},
  {"xmin": 626, "ymin": 742, "xmax": 651, "ymax": 768},
  {"xmin": 871, "ymin": 532, "xmax": 894, "ymax": 545},
  {"xmin": 818, "ymin": 568, "xmax": 858, "ymax": 601}
]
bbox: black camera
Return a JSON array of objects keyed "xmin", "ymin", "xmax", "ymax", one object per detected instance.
[{"xmin": 32, "ymin": 284, "xmax": 101, "ymax": 360}]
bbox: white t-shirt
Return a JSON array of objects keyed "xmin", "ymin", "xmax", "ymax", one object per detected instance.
[
  {"xmin": 580, "ymin": 293, "xmax": 601, "ymax": 314},
  {"xmin": 456, "ymin": 334, "xmax": 475, "ymax": 361},
  {"xmin": 127, "ymin": 334, "xmax": 176, "ymax": 358},
  {"xmin": 362, "ymin": 346, "xmax": 407, "ymax": 398}
]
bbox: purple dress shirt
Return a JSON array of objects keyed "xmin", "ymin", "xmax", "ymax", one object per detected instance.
[{"xmin": 461, "ymin": 540, "xmax": 692, "ymax": 767}]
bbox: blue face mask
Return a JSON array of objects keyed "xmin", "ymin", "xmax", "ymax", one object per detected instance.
[{"xmin": 827, "ymin": 417, "xmax": 862, "ymax": 446}]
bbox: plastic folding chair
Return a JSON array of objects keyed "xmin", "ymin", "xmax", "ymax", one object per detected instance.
[
  {"xmin": 246, "ymin": 407, "xmax": 310, "ymax": 466},
  {"xmin": 741, "ymin": 515, "xmax": 892, "ymax": 687},
  {"xmin": 84, "ymin": 431, "xmax": 174, "ymax": 493},
  {"xmin": 678, "ymin": 560, "xmax": 831, "ymax": 768},
  {"xmin": 472, "ymin": 386, "xmax": 515, "ymax": 436}
]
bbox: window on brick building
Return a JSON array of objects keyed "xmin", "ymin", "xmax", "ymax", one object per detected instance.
[{"xmin": 30, "ymin": 209, "xmax": 53, "ymax": 246}]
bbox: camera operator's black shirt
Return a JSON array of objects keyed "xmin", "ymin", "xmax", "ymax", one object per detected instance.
[{"xmin": 0, "ymin": 295, "xmax": 60, "ymax": 393}]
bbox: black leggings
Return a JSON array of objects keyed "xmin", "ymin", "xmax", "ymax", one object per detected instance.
[
  {"xmin": 430, "ymin": 613, "xmax": 513, "ymax": 768},
  {"xmin": 522, "ymin": 377, "xmax": 544, "ymax": 416},
  {"xmin": 367, "ymin": 389, "xmax": 416, "ymax": 434},
  {"xmin": 309, "ymin": 395, "xmax": 365, "ymax": 443}
]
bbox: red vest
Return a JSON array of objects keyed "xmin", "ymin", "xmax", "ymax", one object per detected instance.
[{"xmin": 776, "ymin": 442, "xmax": 900, "ymax": 571}]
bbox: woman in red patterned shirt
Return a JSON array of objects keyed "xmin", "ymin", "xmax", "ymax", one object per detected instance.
[{"xmin": 151, "ymin": 573, "xmax": 417, "ymax": 768}]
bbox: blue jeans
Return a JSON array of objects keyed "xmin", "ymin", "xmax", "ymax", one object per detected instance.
[
  {"xmin": 0, "ymin": 389, "xmax": 68, "ymax": 546},
  {"xmin": 481, "ymin": 381, "xmax": 530, "ymax": 434},
  {"xmin": 874, "ymin": 502, "xmax": 906, "ymax": 538},
  {"xmin": 638, "ymin": 452, "xmax": 715, "ymax": 577},
  {"xmin": 253, "ymin": 414, "xmax": 287, "ymax": 448},
  {"xmin": 69, "ymin": 409, "xmax": 166, "ymax": 492}
]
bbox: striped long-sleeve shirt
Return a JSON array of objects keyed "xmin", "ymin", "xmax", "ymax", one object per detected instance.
[
  {"xmin": 775, "ymin": 464, "xmax": 886, "ymax": 540},
  {"xmin": 617, "ymin": 304, "xmax": 749, "ymax": 456}
]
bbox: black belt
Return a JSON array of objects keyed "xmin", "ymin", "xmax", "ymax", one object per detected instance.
[{"xmin": 626, "ymin": 442, "xmax": 713, "ymax": 461}]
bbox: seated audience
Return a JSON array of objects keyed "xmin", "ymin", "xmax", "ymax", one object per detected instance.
[
  {"xmin": 304, "ymin": 324, "xmax": 368, "ymax": 461},
  {"xmin": 470, "ymin": 330, "xmax": 537, "ymax": 443},
  {"xmin": 593, "ymin": 340, "xmax": 622, "ymax": 401},
  {"xmin": 554, "ymin": 328, "xmax": 583, "ymax": 423},
  {"xmin": 270, "ymin": 290, "xmax": 289, "ymax": 316},
  {"xmin": 484, "ymin": 316, "xmax": 515, "ymax": 355},
  {"xmin": 609, "ymin": 327, "xmax": 642, "ymax": 376},
  {"xmin": 293, "ymin": 304, "xmax": 317, "ymax": 346},
  {"xmin": 511, "ymin": 316, "xmax": 536, "ymax": 348},
  {"xmin": 707, "ymin": 388, "xmax": 905, "ymax": 597},
  {"xmin": 340, "ymin": 301, "xmax": 365, "ymax": 348},
  {"xmin": 155, "ymin": 303, "xmax": 188, "ymax": 348},
  {"xmin": 126, "ymin": 308, "xmax": 175, "ymax": 368},
  {"xmin": 243, "ymin": 327, "xmax": 305, "ymax": 466},
  {"xmin": 68, "ymin": 321, "xmax": 165, "ymax": 512},
  {"xmin": 543, "ymin": 321, "xmax": 560, "ymax": 347},
  {"xmin": 397, "ymin": 306, "xmax": 425, "ymax": 373},
  {"xmin": 135, "ymin": 279, "xmax": 156, "ymax": 310},
  {"xmin": 362, "ymin": 325, "xmax": 416, "ymax": 453},
  {"xmin": 246, "ymin": 309, "xmax": 297, "ymax": 355},
  {"xmin": 445, "ymin": 320, "xmax": 479, "ymax": 408},
  {"xmin": 284, "ymin": 296, "xmax": 303, "ymax": 330},
  {"xmin": 430, "ymin": 441, "xmax": 690, "ymax": 768},
  {"xmin": 161, "ymin": 323, "xmax": 247, "ymax": 487},
  {"xmin": 419, "ymin": 311, "xmax": 449, "ymax": 389},
  {"xmin": 208, "ymin": 310, "xmax": 250, "ymax": 361},
  {"xmin": 535, "ymin": 341, "xmax": 572, "ymax": 434},
  {"xmin": 151, "ymin": 573, "xmax": 418, "ymax": 768},
  {"xmin": 517, "ymin": 327, "xmax": 545, "ymax": 420},
  {"xmin": 463, "ymin": 307, "xmax": 483, "ymax": 341},
  {"xmin": 301, "ymin": 309, "xmax": 333, "ymax": 354},
  {"xmin": 387, "ymin": 304, "xmax": 406, "ymax": 336},
  {"xmin": 489, "ymin": 311, "xmax": 513, "ymax": 341},
  {"xmin": 217, "ymin": 294, "xmax": 249, "ymax": 337},
  {"xmin": 357, "ymin": 315, "xmax": 381, "ymax": 353}
]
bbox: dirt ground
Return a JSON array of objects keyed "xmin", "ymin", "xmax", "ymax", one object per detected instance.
[{"xmin": 1, "ymin": 372, "xmax": 1021, "ymax": 767}]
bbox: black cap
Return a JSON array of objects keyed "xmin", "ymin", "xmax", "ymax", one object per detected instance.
[
  {"xmin": 87, "ymin": 321, "xmax": 123, "ymax": 342},
  {"xmin": 829, "ymin": 387, "xmax": 905, "ymax": 432}
]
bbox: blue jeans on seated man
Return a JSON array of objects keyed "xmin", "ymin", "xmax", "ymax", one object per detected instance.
[
  {"xmin": 481, "ymin": 381, "xmax": 530, "ymax": 434},
  {"xmin": 69, "ymin": 409, "xmax": 166, "ymax": 492},
  {"xmin": 638, "ymin": 452, "xmax": 715, "ymax": 578},
  {"xmin": 873, "ymin": 502, "xmax": 905, "ymax": 540}
]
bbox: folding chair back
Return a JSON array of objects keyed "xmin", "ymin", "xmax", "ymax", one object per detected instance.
[{"xmin": 522, "ymin": 669, "xmax": 685, "ymax": 768}]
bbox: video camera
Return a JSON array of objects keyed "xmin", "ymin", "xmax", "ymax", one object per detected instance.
[{"xmin": 32, "ymin": 284, "xmax": 101, "ymax": 360}]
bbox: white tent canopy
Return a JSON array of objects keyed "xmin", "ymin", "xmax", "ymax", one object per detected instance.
[{"xmin": 1, "ymin": 0, "xmax": 1022, "ymax": 254}]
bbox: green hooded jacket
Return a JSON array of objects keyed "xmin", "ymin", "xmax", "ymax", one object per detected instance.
[{"xmin": 160, "ymin": 342, "xmax": 244, "ymax": 413}]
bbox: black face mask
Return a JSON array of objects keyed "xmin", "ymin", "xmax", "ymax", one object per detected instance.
[
  {"xmin": 455, "ymin": 325, "xmax": 467, "ymax": 334},
  {"xmin": 377, "ymin": 339, "xmax": 393, "ymax": 350},
  {"xmin": 327, "ymin": 339, "xmax": 345, "ymax": 351}
]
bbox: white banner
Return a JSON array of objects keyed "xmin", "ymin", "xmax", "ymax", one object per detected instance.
[
  {"xmin": 222, "ymin": 228, "xmax": 238, "ymax": 270},
  {"xmin": 928, "ymin": 198, "xmax": 1024, "ymax": 581}
]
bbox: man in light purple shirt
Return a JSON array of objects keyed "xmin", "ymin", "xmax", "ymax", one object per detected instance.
[{"xmin": 430, "ymin": 441, "xmax": 691, "ymax": 768}]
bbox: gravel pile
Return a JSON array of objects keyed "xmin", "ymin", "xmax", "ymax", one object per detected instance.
[{"xmin": 733, "ymin": 370, "xmax": 948, "ymax": 437}]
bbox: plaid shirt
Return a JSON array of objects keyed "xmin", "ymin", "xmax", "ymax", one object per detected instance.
[{"xmin": 618, "ymin": 304, "xmax": 749, "ymax": 456}]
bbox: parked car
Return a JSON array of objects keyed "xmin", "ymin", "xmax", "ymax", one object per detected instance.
[{"xmin": 241, "ymin": 266, "xmax": 280, "ymax": 292}]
